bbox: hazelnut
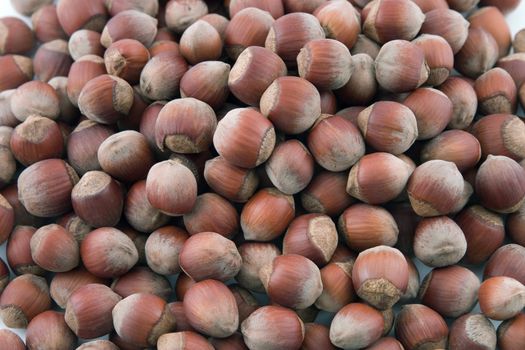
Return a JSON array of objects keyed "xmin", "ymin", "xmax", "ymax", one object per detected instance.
[
  {"xmin": 265, "ymin": 12, "xmax": 325, "ymax": 67},
  {"xmin": 0, "ymin": 329, "xmax": 25, "ymax": 350},
  {"xmin": 165, "ymin": 0, "xmax": 208, "ymax": 33},
  {"xmin": 180, "ymin": 61, "xmax": 230, "ymax": 110},
  {"xmin": 111, "ymin": 266, "xmax": 172, "ymax": 301},
  {"xmin": 414, "ymin": 216, "xmax": 467, "ymax": 267},
  {"xmin": 479, "ymin": 276, "xmax": 525, "ymax": 320},
  {"xmin": 352, "ymin": 246, "xmax": 409, "ymax": 309},
  {"xmin": 113, "ymin": 293, "xmax": 176, "ymax": 347},
  {"xmin": 0, "ymin": 17, "xmax": 35, "ymax": 55},
  {"xmin": 469, "ymin": 6, "xmax": 511, "ymax": 58},
  {"xmin": 98, "ymin": 130, "xmax": 154, "ymax": 183},
  {"xmin": 335, "ymin": 53, "xmax": 377, "ymax": 106},
  {"xmin": 158, "ymin": 331, "xmax": 214, "ymax": 350},
  {"xmin": 179, "ymin": 231, "xmax": 242, "ymax": 282},
  {"xmin": 301, "ymin": 171, "xmax": 354, "ymax": 216},
  {"xmin": 229, "ymin": 284, "xmax": 258, "ymax": 324},
  {"xmin": 101, "ymin": 10, "xmax": 158, "ymax": 48},
  {"xmin": 66, "ymin": 55, "xmax": 106, "ymax": 107},
  {"xmin": 412, "ymin": 34, "xmax": 454, "ymax": 86},
  {"xmin": 497, "ymin": 53, "xmax": 525, "ymax": 88},
  {"xmin": 149, "ymin": 40, "xmax": 180, "ymax": 58},
  {"xmin": 18, "ymin": 159, "xmax": 79, "ymax": 217},
  {"xmin": 2, "ymin": 184, "xmax": 46, "ymax": 227},
  {"xmin": 395, "ymin": 304, "xmax": 448, "ymax": 350},
  {"xmin": 420, "ymin": 9, "xmax": 469, "ymax": 54},
  {"xmin": 330, "ymin": 303, "xmax": 385, "ymax": 349},
  {"xmin": 155, "ymin": 98, "xmax": 217, "ymax": 154},
  {"xmin": 50, "ymin": 266, "xmax": 109, "ymax": 308},
  {"xmin": 339, "ymin": 204, "xmax": 399, "ymax": 252},
  {"xmin": 365, "ymin": 337, "xmax": 405, "ymax": 350},
  {"xmin": 48, "ymin": 76, "xmax": 78, "ymax": 124},
  {"xmin": 438, "ymin": 76, "xmax": 478, "ymax": 130},
  {"xmin": 476, "ymin": 155, "xmax": 525, "ymax": 213},
  {"xmin": 259, "ymin": 254, "xmax": 322, "ymax": 309},
  {"xmin": 240, "ymin": 187, "xmax": 295, "ymax": 241},
  {"xmin": 104, "ymin": 39, "xmax": 150, "ymax": 84},
  {"xmin": 319, "ymin": 90, "xmax": 338, "ymax": 114},
  {"xmin": 456, "ymin": 27, "xmax": 500, "ymax": 79},
  {"xmin": 68, "ymin": 30, "xmax": 104, "ymax": 61},
  {"xmin": 448, "ymin": 313, "xmax": 497, "ymax": 350},
  {"xmin": 144, "ymin": 226, "xmax": 188, "ymax": 275},
  {"xmin": 81, "ymin": 227, "xmax": 139, "ymax": 278},
  {"xmin": 179, "ymin": 20, "xmax": 223, "ymax": 65},
  {"xmin": 200, "ymin": 13, "xmax": 229, "ymax": 40},
  {"xmin": 474, "ymin": 68, "xmax": 517, "ymax": 115},
  {"xmin": 30, "ymin": 224, "xmax": 79, "ymax": 272},
  {"xmin": 6, "ymin": 226, "xmax": 45, "ymax": 275},
  {"xmin": 302, "ymin": 323, "xmax": 336, "ymax": 350},
  {"xmin": 315, "ymin": 261, "xmax": 354, "ymax": 312},
  {"xmin": 0, "ymin": 55, "xmax": 33, "ymax": 92},
  {"xmin": 419, "ymin": 265, "xmax": 480, "ymax": 317},
  {"xmin": 514, "ymin": 28, "xmax": 525, "ymax": 53},
  {"xmin": 236, "ymin": 242, "xmax": 280, "ymax": 293},
  {"xmin": 241, "ymin": 305, "xmax": 304, "ymax": 350},
  {"xmin": 347, "ymin": 152, "xmax": 414, "ymax": 204},
  {"xmin": 351, "ymin": 34, "xmax": 381, "ymax": 59},
  {"xmin": 106, "ymin": 0, "xmax": 159, "ymax": 17},
  {"xmin": 498, "ymin": 312, "xmax": 525, "ymax": 350},
  {"xmin": 139, "ymin": 52, "xmax": 188, "ymax": 101},
  {"xmin": 508, "ymin": 205, "xmax": 525, "ymax": 247},
  {"xmin": 363, "ymin": 0, "xmax": 424, "ymax": 43},
  {"xmin": 314, "ymin": 0, "xmax": 360, "ymax": 49},
  {"xmin": 175, "ymin": 272, "xmax": 195, "ymax": 301},
  {"xmin": 33, "ymin": 39, "xmax": 73, "ymax": 82},
  {"xmin": 10, "ymin": 81, "xmax": 60, "ymax": 121},
  {"xmin": 168, "ymin": 301, "xmax": 194, "ymax": 332},
  {"xmin": 183, "ymin": 193, "xmax": 239, "ymax": 238},
  {"xmin": 0, "ymin": 274, "xmax": 51, "ymax": 328},
  {"xmin": 56, "ymin": 0, "xmax": 108, "ymax": 36},
  {"xmin": 228, "ymin": 46, "xmax": 287, "ymax": 106},
  {"xmin": 183, "ymin": 280, "xmax": 239, "ymax": 338},
  {"xmin": 282, "ymin": 213, "xmax": 338, "ymax": 266},
  {"xmin": 484, "ymin": 244, "xmax": 525, "ymax": 286},
  {"xmin": 26, "ymin": 310, "xmax": 77, "ymax": 349}
]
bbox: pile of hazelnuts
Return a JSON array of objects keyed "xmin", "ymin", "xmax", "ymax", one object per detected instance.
[{"xmin": 1, "ymin": 0, "xmax": 525, "ymax": 349}]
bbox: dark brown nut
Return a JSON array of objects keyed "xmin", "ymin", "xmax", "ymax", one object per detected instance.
[
  {"xmin": 101, "ymin": 10, "xmax": 157, "ymax": 48},
  {"xmin": 165, "ymin": 0, "xmax": 208, "ymax": 33},
  {"xmin": 484, "ymin": 244, "xmax": 525, "ymax": 285},
  {"xmin": 140, "ymin": 52, "xmax": 188, "ymax": 101},
  {"xmin": 11, "ymin": 0, "xmax": 54, "ymax": 16},
  {"xmin": 413, "ymin": 34, "xmax": 454, "ymax": 86},
  {"xmin": 50, "ymin": 266, "xmax": 109, "ymax": 308},
  {"xmin": 395, "ymin": 304, "xmax": 448, "ymax": 350},
  {"xmin": 497, "ymin": 53, "xmax": 525, "ymax": 88},
  {"xmin": 260, "ymin": 76, "xmax": 320, "ymax": 134},
  {"xmin": 474, "ymin": 68, "xmax": 517, "ymax": 115},
  {"xmin": 297, "ymin": 39, "xmax": 352, "ymax": 90},
  {"xmin": 335, "ymin": 53, "xmax": 377, "ymax": 106},
  {"xmin": 315, "ymin": 261, "xmax": 354, "ymax": 313},
  {"xmin": 228, "ymin": 46, "xmax": 287, "ymax": 106},
  {"xmin": 81, "ymin": 227, "xmax": 139, "ymax": 278},
  {"xmin": 350, "ymin": 34, "xmax": 381, "ymax": 59},
  {"xmin": 183, "ymin": 193, "xmax": 239, "ymax": 238},
  {"xmin": 144, "ymin": 226, "xmax": 188, "ymax": 275},
  {"xmin": 71, "ymin": 171, "xmax": 123, "ymax": 227},
  {"xmin": 68, "ymin": 30, "xmax": 104, "ymax": 61},
  {"xmin": 224, "ymin": 7, "xmax": 274, "ymax": 60},
  {"xmin": 0, "ymin": 91, "xmax": 18, "ymax": 127},
  {"xmin": 158, "ymin": 331, "xmax": 214, "ymax": 350},
  {"xmin": 145, "ymin": 160, "xmax": 197, "ymax": 216},
  {"xmin": 339, "ymin": 204, "xmax": 398, "ymax": 252},
  {"xmin": 111, "ymin": 266, "xmax": 171, "ymax": 300},
  {"xmin": 508, "ymin": 205, "xmax": 525, "ymax": 247},
  {"xmin": 56, "ymin": 0, "xmax": 108, "ymax": 36},
  {"xmin": 476, "ymin": 155, "xmax": 525, "ymax": 213},
  {"xmin": 469, "ymin": 6, "xmax": 511, "ymax": 58},
  {"xmin": 329, "ymin": 303, "xmax": 384, "ymax": 349},
  {"xmin": 6, "ymin": 226, "xmax": 45, "ymax": 275},
  {"xmin": 33, "ymin": 39, "xmax": 72, "ymax": 82},
  {"xmin": 124, "ymin": 180, "xmax": 170, "ymax": 232},
  {"xmin": 183, "ymin": 280, "xmax": 239, "ymax": 338},
  {"xmin": 314, "ymin": 0, "xmax": 360, "ymax": 49},
  {"xmin": 414, "ymin": 216, "xmax": 467, "ymax": 267},
  {"xmin": 498, "ymin": 312, "xmax": 525, "ymax": 350},
  {"xmin": 347, "ymin": 152, "xmax": 413, "ymax": 204},
  {"xmin": 236, "ymin": 242, "xmax": 280, "ymax": 293},
  {"xmin": 240, "ymin": 187, "xmax": 294, "ymax": 241},
  {"xmin": 98, "ymin": 130, "xmax": 154, "ymax": 183},
  {"xmin": 0, "ymin": 274, "xmax": 51, "ymax": 328},
  {"xmin": 438, "ymin": 76, "xmax": 478, "ymax": 129},
  {"xmin": 0, "ymin": 329, "xmax": 25, "ymax": 350},
  {"xmin": 30, "ymin": 224, "xmax": 79, "ymax": 272},
  {"xmin": 65, "ymin": 283, "xmax": 121, "ymax": 338},
  {"xmin": 265, "ymin": 12, "xmax": 325, "ymax": 67},
  {"xmin": 419, "ymin": 265, "xmax": 480, "ymax": 317},
  {"xmin": 104, "ymin": 39, "xmax": 150, "ymax": 84},
  {"xmin": 229, "ymin": 0, "xmax": 284, "ymax": 19},
  {"xmin": 0, "ymin": 55, "xmax": 33, "ymax": 92},
  {"xmin": 455, "ymin": 27, "xmax": 500, "ymax": 79},
  {"xmin": 420, "ymin": 9, "xmax": 469, "ymax": 54},
  {"xmin": 26, "ymin": 310, "xmax": 77, "ymax": 349},
  {"xmin": 265, "ymin": 139, "xmax": 314, "ymax": 195},
  {"xmin": 180, "ymin": 231, "xmax": 241, "ymax": 282},
  {"xmin": 180, "ymin": 61, "xmax": 230, "ymax": 110},
  {"xmin": 155, "ymin": 98, "xmax": 217, "ymax": 154},
  {"xmin": 259, "ymin": 254, "xmax": 322, "ymax": 309},
  {"xmin": 78, "ymin": 74, "xmax": 134, "ymax": 124},
  {"xmin": 31, "ymin": 4, "xmax": 67, "ymax": 42},
  {"xmin": 449, "ymin": 313, "xmax": 497, "ymax": 350},
  {"xmin": 179, "ymin": 20, "xmax": 223, "ymax": 65},
  {"xmin": 106, "ymin": 0, "xmax": 159, "ymax": 17},
  {"xmin": 363, "ymin": 0, "xmax": 424, "ymax": 43},
  {"xmin": 66, "ymin": 55, "xmax": 106, "ymax": 107},
  {"xmin": 357, "ymin": 101, "xmax": 418, "ymax": 154},
  {"xmin": 472, "ymin": 114, "xmax": 525, "ymax": 161},
  {"xmin": 204, "ymin": 156, "xmax": 259, "ymax": 203},
  {"xmin": 0, "ymin": 195, "xmax": 14, "ymax": 245},
  {"xmin": 375, "ymin": 40, "xmax": 429, "ymax": 93},
  {"xmin": 9, "ymin": 115, "xmax": 64, "ymax": 166},
  {"xmin": 10, "ymin": 81, "xmax": 60, "ymax": 121},
  {"xmin": 479, "ymin": 276, "xmax": 525, "ymax": 320},
  {"xmin": 0, "ymin": 17, "xmax": 35, "ymax": 55},
  {"xmin": 67, "ymin": 120, "xmax": 113, "ymax": 175},
  {"xmin": 18, "ymin": 159, "xmax": 79, "ymax": 217}
]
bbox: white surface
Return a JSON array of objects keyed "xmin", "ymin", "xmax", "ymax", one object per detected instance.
[{"xmin": 0, "ymin": 0, "xmax": 525, "ymax": 344}]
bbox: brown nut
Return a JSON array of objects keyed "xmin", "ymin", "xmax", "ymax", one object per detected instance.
[
  {"xmin": 497, "ymin": 53, "xmax": 525, "ymax": 88},
  {"xmin": 158, "ymin": 331, "xmax": 214, "ymax": 350},
  {"xmin": 498, "ymin": 312, "xmax": 525, "ymax": 350},
  {"xmin": 438, "ymin": 76, "xmax": 478, "ymax": 129},
  {"xmin": 30, "ymin": 224, "xmax": 79, "ymax": 272},
  {"xmin": 315, "ymin": 261, "xmax": 354, "ymax": 313},
  {"xmin": 183, "ymin": 193, "xmax": 238, "ymax": 238},
  {"xmin": 479, "ymin": 276, "xmax": 525, "ymax": 320},
  {"xmin": 395, "ymin": 304, "xmax": 448, "ymax": 350},
  {"xmin": 68, "ymin": 30, "xmax": 104, "ymax": 61},
  {"xmin": 165, "ymin": 0, "xmax": 208, "ymax": 33},
  {"xmin": 412, "ymin": 34, "xmax": 453, "ymax": 86},
  {"xmin": 0, "ymin": 195, "xmax": 14, "ymax": 246},
  {"xmin": 474, "ymin": 68, "xmax": 518, "ymax": 115},
  {"xmin": 101, "ymin": 9, "xmax": 157, "ymax": 48},
  {"xmin": 301, "ymin": 171, "xmax": 354, "ymax": 216},
  {"xmin": 455, "ymin": 27, "xmax": 499, "ymax": 79},
  {"xmin": 236, "ymin": 242, "xmax": 280, "ymax": 293},
  {"xmin": 180, "ymin": 61, "xmax": 230, "ymax": 110},
  {"xmin": 0, "ymin": 17, "xmax": 35, "ymax": 55},
  {"xmin": 106, "ymin": 0, "xmax": 159, "ymax": 17},
  {"xmin": 179, "ymin": 20, "xmax": 223, "ymax": 65},
  {"xmin": 514, "ymin": 29, "xmax": 525, "ymax": 53},
  {"xmin": 10, "ymin": 80, "xmax": 60, "ymax": 121},
  {"xmin": 0, "ymin": 55, "xmax": 33, "ymax": 92},
  {"xmin": 50, "ymin": 266, "xmax": 109, "ymax": 308},
  {"xmin": 508, "ymin": 205, "xmax": 525, "ymax": 247},
  {"xmin": 448, "ymin": 313, "xmax": 497, "ymax": 350},
  {"xmin": 351, "ymin": 34, "xmax": 381, "ymax": 59},
  {"xmin": 56, "ymin": 0, "xmax": 108, "ymax": 36},
  {"xmin": 0, "ymin": 329, "xmax": 25, "ymax": 350},
  {"xmin": 469, "ymin": 6, "xmax": 511, "ymax": 58},
  {"xmin": 111, "ymin": 266, "xmax": 172, "ymax": 301},
  {"xmin": 6, "ymin": 226, "xmax": 44, "ymax": 275},
  {"xmin": 484, "ymin": 244, "xmax": 525, "ymax": 285},
  {"xmin": 335, "ymin": 53, "xmax": 377, "ymax": 106},
  {"xmin": 314, "ymin": 0, "xmax": 360, "ymax": 49},
  {"xmin": 33, "ymin": 39, "xmax": 73, "ymax": 82},
  {"xmin": 144, "ymin": 226, "xmax": 188, "ymax": 275},
  {"xmin": 104, "ymin": 39, "xmax": 150, "ymax": 84},
  {"xmin": 140, "ymin": 52, "xmax": 189, "ymax": 101},
  {"xmin": 420, "ymin": 8, "xmax": 469, "ymax": 54},
  {"xmin": 26, "ymin": 310, "xmax": 76, "ymax": 349},
  {"xmin": 66, "ymin": 55, "xmax": 106, "ymax": 107},
  {"xmin": 330, "ymin": 303, "xmax": 384, "ymax": 349}
]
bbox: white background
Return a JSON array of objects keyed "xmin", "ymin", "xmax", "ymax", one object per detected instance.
[{"xmin": 0, "ymin": 0, "xmax": 524, "ymax": 344}]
